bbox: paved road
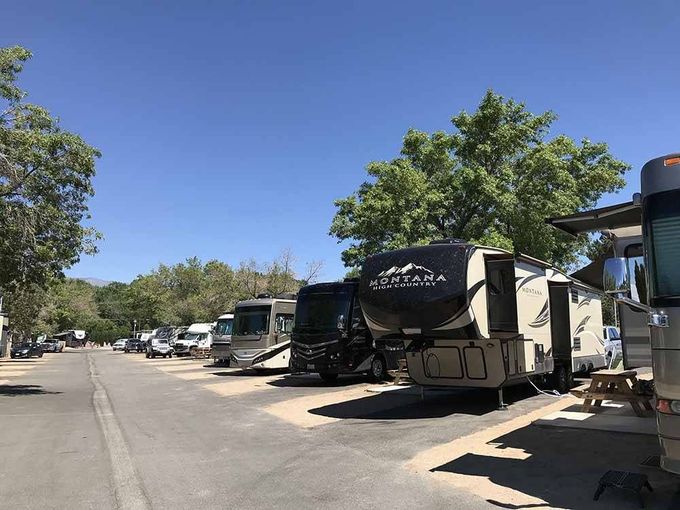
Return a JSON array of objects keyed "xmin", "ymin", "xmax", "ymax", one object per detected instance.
[{"xmin": 0, "ymin": 350, "xmax": 676, "ymax": 509}]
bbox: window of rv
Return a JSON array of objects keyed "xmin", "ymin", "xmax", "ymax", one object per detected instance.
[
  {"xmin": 184, "ymin": 333, "xmax": 208, "ymax": 341},
  {"xmin": 214, "ymin": 318, "xmax": 233, "ymax": 336},
  {"xmin": 294, "ymin": 290, "xmax": 352, "ymax": 331},
  {"xmin": 645, "ymin": 190, "xmax": 680, "ymax": 302},
  {"xmin": 233, "ymin": 306, "xmax": 270, "ymax": 336}
]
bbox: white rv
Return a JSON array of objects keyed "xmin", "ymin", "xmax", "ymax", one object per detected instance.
[
  {"xmin": 173, "ymin": 323, "xmax": 213, "ymax": 356},
  {"xmin": 211, "ymin": 313, "xmax": 234, "ymax": 365},
  {"xmin": 230, "ymin": 294, "xmax": 296, "ymax": 370},
  {"xmin": 359, "ymin": 240, "xmax": 605, "ymax": 400}
]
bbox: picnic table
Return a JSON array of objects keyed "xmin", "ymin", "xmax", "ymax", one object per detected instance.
[{"xmin": 570, "ymin": 369, "xmax": 654, "ymax": 417}]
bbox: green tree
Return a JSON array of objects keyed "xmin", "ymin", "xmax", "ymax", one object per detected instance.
[
  {"xmin": 330, "ymin": 90, "xmax": 629, "ymax": 269},
  {"xmin": 0, "ymin": 46, "xmax": 100, "ymax": 291}
]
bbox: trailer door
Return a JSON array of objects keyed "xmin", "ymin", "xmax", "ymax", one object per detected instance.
[{"xmin": 548, "ymin": 283, "xmax": 571, "ymax": 360}]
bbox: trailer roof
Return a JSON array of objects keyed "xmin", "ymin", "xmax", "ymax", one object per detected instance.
[{"xmin": 546, "ymin": 201, "xmax": 641, "ymax": 237}]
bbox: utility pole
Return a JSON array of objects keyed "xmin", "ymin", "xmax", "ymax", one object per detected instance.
[{"xmin": 133, "ymin": 319, "xmax": 137, "ymax": 338}]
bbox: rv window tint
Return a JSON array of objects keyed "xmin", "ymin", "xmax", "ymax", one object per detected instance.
[
  {"xmin": 646, "ymin": 190, "xmax": 680, "ymax": 300},
  {"xmin": 275, "ymin": 314, "xmax": 295, "ymax": 334},
  {"xmin": 184, "ymin": 333, "xmax": 208, "ymax": 341},
  {"xmin": 214, "ymin": 319, "xmax": 233, "ymax": 336},
  {"xmin": 233, "ymin": 306, "xmax": 270, "ymax": 336},
  {"xmin": 295, "ymin": 290, "xmax": 352, "ymax": 330}
]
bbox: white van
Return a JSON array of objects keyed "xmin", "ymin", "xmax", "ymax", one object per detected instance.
[{"xmin": 173, "ymin": 323, "xmax": 213, "ymax": 356}]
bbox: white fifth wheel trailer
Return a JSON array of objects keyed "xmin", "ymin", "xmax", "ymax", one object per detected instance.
[
  {"xmin": 359, "ymin": 240, "xmax": 605, "ymax": 401},
  {"xmin": 230, "ymin": 294, "xmax": 296, "ymax": 370}
]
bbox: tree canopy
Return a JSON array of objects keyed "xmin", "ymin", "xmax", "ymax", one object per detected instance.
[
  {"xmin": 330, "ymin": 90, "xmax": 629, "ymax": 270},
  {"xmin": 0, "ymin": 45, "xmax": 100, "ymax": 291},
  {"xmin": 9, "ymin": 252, "xmax": 322, "ymax": 342}
]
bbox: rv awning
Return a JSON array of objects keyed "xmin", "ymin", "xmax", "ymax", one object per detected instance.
[{"xmin": 547, "ymin": 201, "xmax": 641, "ymax": 236}]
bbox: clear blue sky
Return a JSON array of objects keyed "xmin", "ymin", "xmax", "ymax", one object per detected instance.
[{"xmin": 4, "ymin": 1, "xmax": 679, "ymax": 282}]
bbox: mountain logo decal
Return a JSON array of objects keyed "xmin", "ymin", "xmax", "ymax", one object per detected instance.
[{"xmin": 370, "ymin": 262, "xmax": 446, "ymax": 290}]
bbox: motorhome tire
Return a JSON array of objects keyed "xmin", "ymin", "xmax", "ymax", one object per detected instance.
[
  {"xmin": 168, "ymin": 353, "xmax": 172, "ymax": 358},
  {"xmin": 552, "ymin": 364, "xmax": 573, "ymax": 394},
  {"xmin": 319, "ymin": 372, "xmax": 338, "ymax": 384},
  {"xmin": 190, "ymin": 347, "xmax": 197, "ymax": 357},
  {"xmin": 369, "ymin": 355, "xmax": 387, "ymax": 382}
]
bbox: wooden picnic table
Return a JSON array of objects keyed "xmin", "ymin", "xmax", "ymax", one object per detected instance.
[{"xmin": 570, "ymin": 369, "xmax": 654, "ymax": 417}]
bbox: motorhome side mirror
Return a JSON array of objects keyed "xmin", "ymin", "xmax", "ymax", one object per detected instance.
[
  {"xmin": 337, "ymin": 314, "xmax": 346, "ymax": 330},
  {"xmin": 603, "ymin": 257, "xmax": 630, "ymax": 297}
]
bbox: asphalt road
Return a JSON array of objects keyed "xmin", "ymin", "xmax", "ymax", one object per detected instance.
[{"xmin": 0, "ymin": 350, "xmax": 676, "ymax": 509}]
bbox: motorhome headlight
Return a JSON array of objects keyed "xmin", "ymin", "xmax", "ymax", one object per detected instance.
[
  {"xmin": 657, "ymin": 399, "xmax": 680, "ymax": 415},
  {"xmin": 329, "ymin": 352, "xmax": 341, "ymax": 360}
]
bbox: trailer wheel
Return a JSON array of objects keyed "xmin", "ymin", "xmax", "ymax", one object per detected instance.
[
  {"xmin": 369, "ymin": 354, "xmax": 387, "ymax": 382},
  {"xmin": 552, "ymin": 364, "xmax": 573, "ymax": 394},
  {"xmin": 319, "ymin": 372, "xmax": 338, "ymax": 384}
]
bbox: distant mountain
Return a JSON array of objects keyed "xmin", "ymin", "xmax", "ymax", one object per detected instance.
[{"xmin": 74, "ymin": 277, "xmax": 112, "ymax": 287}]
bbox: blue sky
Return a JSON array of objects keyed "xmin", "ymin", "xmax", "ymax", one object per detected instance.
[{"xmin": 4, "ymin": 1, "xmax": 679, "ymax": 282}]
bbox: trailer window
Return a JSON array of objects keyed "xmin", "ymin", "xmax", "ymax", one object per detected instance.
[{"xmin": 645, "ymin": 190, "xmax": 680, "ymax": 302}]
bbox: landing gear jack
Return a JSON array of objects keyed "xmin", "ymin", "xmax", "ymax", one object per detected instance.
[{"xmin": 498, "ymin": 388, "xmax": 508, "ymax": 410}]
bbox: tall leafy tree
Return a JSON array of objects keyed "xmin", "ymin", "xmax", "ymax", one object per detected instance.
[
  {"xmin": 0, "ymin": 46, "xmax": 100, "ymax": 291},
  {"xmin": 330, "ymin": 90, "xmax": 629, "ymax": 269}
]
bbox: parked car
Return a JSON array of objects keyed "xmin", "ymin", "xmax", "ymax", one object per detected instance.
[
  {"xmin": 145, "ymin": 338, "xmax": 173, "ymax": 358},
  {"xmin": 124, "ymin": 339, "xmax": 144, "ymax": 352},
  {"xmin": 603, "ymin": 325, "xmax": 622, "ymax": 366},
  {"xmin": 40, "ymin": 338, "xmax": 63, "ymax": 353},
  {"xmin": 11, "ymin": 342, "xmax": 43, "ymax": 358},
  {"xmin": 112, "ymin": 339, "xmax": 128, "ymax": 351}
]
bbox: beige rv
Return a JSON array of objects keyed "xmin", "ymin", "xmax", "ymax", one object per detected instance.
[{"xmin": 359, "ymin": 241, "xmax": 605, "ymax": 399}]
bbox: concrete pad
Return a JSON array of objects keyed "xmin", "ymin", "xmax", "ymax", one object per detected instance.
[
  {"xmin": 263, "ymin": 385, "xmax": 376, "ymax": 428},
  {"xmin": 172, "ymin": 371, "xmax": 221, "ymax": 381},
  {"xmin": 406, "ymin": 396, "xmax": 577, "ymax": 508},
  {"xmin": 203, "ymin": 375, "xmax": 282, "ymax": 398},
  {"xmin": 0, "ymin": 371, "xmax": 28, "ymax": 377},
  {"xmin": 155, "ymin": 364, "xmax": 214, "ymax": 373},
  {"xmin": 535, "ymin": 409, "xmax": 657, "ymax": 436}
]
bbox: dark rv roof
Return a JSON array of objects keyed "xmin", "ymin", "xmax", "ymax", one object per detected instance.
[
  {"xmin": 298, "ymin": 281, "xmax": 357, "ymax": 295},
  {"xmin": 547, "ymin": 201, "xmax": 641, "ymax": 236}
]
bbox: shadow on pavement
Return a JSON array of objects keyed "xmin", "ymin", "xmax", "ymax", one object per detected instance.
[
  {"xmin": 209, "ymin": 368, "xmax": 288, "ymax": 378},
  {"xmin": 431, "ymin": 425, "xmax": 680, "ymax": 509},
  {"xmin": 308, "ymin": 384, "xmax": 538, "ymax": 421},
  {"xmin": 0, "ymin": 384, "xmax": 62, "ymax": 396},
  {"xmin": 266, "ymin": 374, "xmax": 367, "ymax": 388}
]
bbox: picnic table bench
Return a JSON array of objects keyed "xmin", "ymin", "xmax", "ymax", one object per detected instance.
[{"xmin": 570, "ymin": 369, "xmax": 654, "ymax": 417}]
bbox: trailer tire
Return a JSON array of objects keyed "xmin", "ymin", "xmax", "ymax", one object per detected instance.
[
  {"xmin": 369, "ymin": 354, "xmax": 387, "ymax": 382},
  {"xmin": 319, "ymin": 372, "xmax": 338, "ymax": 384},
  {"xmin": 552, "ymin": 364, "xmax": 573, "ymax": 394}
]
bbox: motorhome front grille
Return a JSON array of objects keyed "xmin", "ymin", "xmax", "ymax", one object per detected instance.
[{"xmin": 295, "ymin": 344, "xmax": 328, "ymax": 360}]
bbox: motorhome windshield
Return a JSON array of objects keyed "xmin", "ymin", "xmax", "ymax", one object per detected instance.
[
  {"xmin": 233, "ymin": 305, "xmax": 271, "ymax": 336},
  {"xmin": 645, "ymin": 189, "xmax": 680, "ymax": 304},
  {"xmin": 295, "ymin": 290, "xmax": 351, "ymax": 331},
  {"xmin": 184, "ymin": 333, "xmax": 208, "ymax": 341},
  {"xmin": 214, "ymin": 318, "xmax": 233, "ymax": 336}
]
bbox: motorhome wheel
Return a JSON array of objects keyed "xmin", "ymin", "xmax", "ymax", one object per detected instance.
[
  {"xmin": 369, "ymin": 355, "xmax": 387, "ymax": 382},
  {"xmin": 319, "ymin": 372, "xmax": 338, "ymax": 384}
]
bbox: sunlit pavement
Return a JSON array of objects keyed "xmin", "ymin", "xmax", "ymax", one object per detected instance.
[{"xmin": 0, "ymin": 350, "xmax": 677, "ymax": 509}]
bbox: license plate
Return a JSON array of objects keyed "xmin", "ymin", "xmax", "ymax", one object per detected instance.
[{"xmin": 307, "ymin": 364, "xmax": 315, "ymax": 370}]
